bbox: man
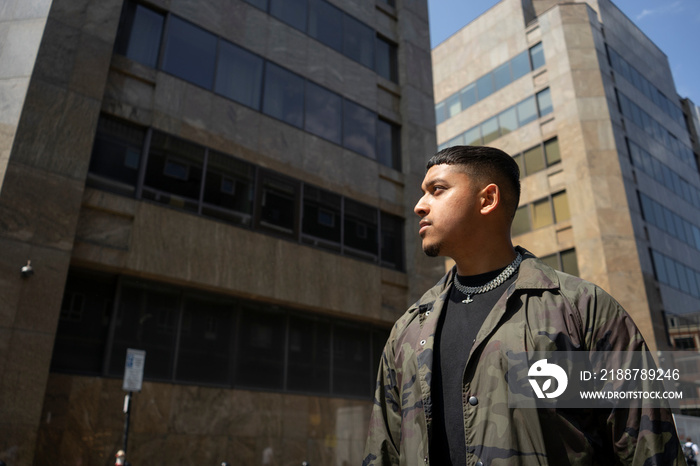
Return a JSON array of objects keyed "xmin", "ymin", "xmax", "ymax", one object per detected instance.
[
  {"xmin": 684, "ymin": 437, "xmax": 699, "ymax": 466},
  {"xmin": 363, "ymin": 146, "xmax": 682, "ymax": 465}
]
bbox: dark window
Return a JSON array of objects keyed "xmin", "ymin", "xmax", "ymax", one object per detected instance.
[
  {"xmin": 308, "ymin": 0, "xmax": 342, "ymax": 52},
  {"xmin": 523, "ymin": 144, "xmax": 545, "ymax": 174},
  {"xmin": 87, "ymin": 116, "xmax": 145, "ymax": 196},
  {"xmin": 109, "ymin": 280, "xmax": 179, "ymax": 381},
  {"xmin": 287, "ymin": 316, "xmax": 331, "ymax": 392},
  {"xmin": 120, "ymin": 3, "xmax": 164, "ymax": 68},
  {"xmin": 51, "ymin": 271, "xmax": 113, "ymax": 374},
  {"xmin": 344, "ymin": 199, "xmax": 378, "ymax": 259},
  {"xmin": 343, "ymin": 100, "xmax": 376, "ymax": 159},
  {"xmin": 381, "ymin": 212, "xmax": 404, "ymax": 270},
  {"xmin": 493, "ymin": 62, "xmax": 511, "ymax": 91},
  {"xmin": 202, "ymin": 151, "xmax": 255, "ymax": 226},
  {"xmin": 262, "ymin": 63, "xmax": 305, "ymax": 128},
  {"xmin": 476, "ymin": 74, "xmax": 494, "ymax": 100},
  {"xmin": 460, "ymin": 84, "xmax": 477, "ymax": 110},
  {"xmin": 544, "ymin": 138, "xmax": 561, "ymax": 165},
  {"xmin": 302, "ymin": 185, "xmax": 342, "ymax": 250},
  {"xmin": 304, "ymin": 81, "xmax": 342, "ymax": 144},
  {"xmin": 161, "ymin": 16, "xmax": 217, "ymax": 89},
  {"xmin": 215, "ymin": 41, "xmax": 264, "ymax": 109},
  {"xmin": 536, "ymin": 88, "xmax": 553, "ymax": 116},
  {"xmin": 343, "ymin": 14, "xmax": 374, "ymax": 69},
  {"xmin": 244, "ymin": 0, "xmax": 268, "ymax": 9},
  {"xmin": 257, "ymin": 171, "xmax": 299, "ymax": 236},
  {"xmin": 560, "ymin": 249, "xmax": 579, "ymax": 276},
  {"xmin": 377, "ymin": 119, "xmax": 400, "ymax": 169},
  {"xmin": 333, "ymin": 324, "xmax": 371, "ymax": 396},
  {"xmin": 270, "ymin": 0, "xmax": 307, "ymax": 31},
  {"xmin": 376, "ymin": 36, "xmax": 398, "ymax": 82},
  {"xmin": 435, "ymin": 102, "xmax": 447, "ymax": 125},
  {"xmin": 143, "ymin": 132, "xmax": 204, "ymax": 212},
  {"xmin": 510, "ymin": 50, "xmax": 530, "ymax": 80},
  {"xmin": 236, "ymin": 305, "xmax": 286, "ymax": 389},
  {"xmin": 511, "ymin": 206, "xmax": 529, "ymax": 236},
  {"xmin": 529, "ymin": 42, "xmax": 545, "ymax": 70},
  {"xmin": 675, "ymin": 337, "xmax": 696, "ymax": 350},
  {"xmin": 176, "ymin": 295, "xmax": 235, "ymax": 385}
]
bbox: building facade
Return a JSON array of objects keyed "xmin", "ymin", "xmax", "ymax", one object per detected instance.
[
  {"xmin": 432, "ymin": 0, "xmax": 700, "ymax": 355},
  {"xmin": 0, "ymin": 0, "xmax": 439, "ymax": 464}
]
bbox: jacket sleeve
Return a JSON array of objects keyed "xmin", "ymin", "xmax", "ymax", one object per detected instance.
[
  {"xmin": 363, "ymin": 337, "xmax": 402, "ymax": 466},
  {"xmin": 583, "ymin": 287, "xmax": 684, "ymax": 465}
]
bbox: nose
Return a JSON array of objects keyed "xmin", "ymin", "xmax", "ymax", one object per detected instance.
[{"xmin": 414, "ymin": 194, "xmax": 429, "ymax": 217}]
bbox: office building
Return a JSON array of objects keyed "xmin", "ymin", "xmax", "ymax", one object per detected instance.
[
  {"xmin": 432, "ymin": 0, "xmax": 700, "ymax": 356},
  {"xmin": 0, "ymin": 0, "xmax": 437, "ymax": 464}
]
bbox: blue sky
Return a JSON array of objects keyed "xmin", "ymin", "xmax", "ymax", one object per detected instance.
[{"xmin": 428, "ymin": 0, "xmax": 700, "ymax": 106}]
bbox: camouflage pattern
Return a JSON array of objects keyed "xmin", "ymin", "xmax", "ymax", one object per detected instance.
[{"xmin": 363, "ymin": 247, "xmax": 684, "ymax": 466}]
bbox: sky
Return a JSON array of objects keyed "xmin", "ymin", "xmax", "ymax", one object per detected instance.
[{"xmin": 427, "ymin": 0, "xmax": 700, "ymax": 106}]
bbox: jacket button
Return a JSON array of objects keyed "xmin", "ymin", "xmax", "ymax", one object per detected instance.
[
  {"xmin": 424, "ymin": 456, "xmax": 428, "ymax": 463},
  {"xmin": 468, "ymin": 396, "xmax": 478, "ymax": 406},
  {"xmin": 476, "ymin": 462, "xmax": 484, "ymax": 466},
  {"xmin": 420, "ymin": 339, "xmax": 426, "ymax": 346}
]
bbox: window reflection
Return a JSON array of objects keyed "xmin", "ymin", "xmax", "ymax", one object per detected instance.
[
  {"xmin": 262, "ymin": 63, "xmax": 305, "ymax": 128},
  {"xmin": 215, "ymin": 42, "xmax": 263, "ymax": 109},
  {"xmin": 162, "ymin": 16, "xmax": 217, "ymax": 89}
]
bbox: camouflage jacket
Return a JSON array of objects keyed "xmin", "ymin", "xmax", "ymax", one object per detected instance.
[{"xmin": 363, "ymin": 247, "xmax": 683, "ymax": 466}]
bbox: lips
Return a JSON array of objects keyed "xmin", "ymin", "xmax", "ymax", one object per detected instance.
[{"xmin": 419, "ymin": 220, "xmax": 431, "ymax": 236}]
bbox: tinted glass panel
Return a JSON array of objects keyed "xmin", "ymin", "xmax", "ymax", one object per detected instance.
[
  {"xmin": 302, "ymin": 185, "xmax": 342, "ymax": 248},
  {"xmin": 376, "ymin": 37, "xmax": 398, "ymax": 82},
  {"xmin": 552, "ymin": 191, "xmax": 570, "ymax": 222},
  {"xmin": 287, "ymin": 317, "xmax": 331, "ymax": 392},
  {"xmin": 493, "ymin": 62, "xmax": 511, "ymax": 91},
  {"xmin": 377, "ymin": 119, "xmax": 400, "ymax": 169},
  {"xmin": 435, "ymin": 103, "xmax": 447, "ymax": 125},
  {"xmin": 516, "ymin": 97, "xmax": 537, "ymax": 125},
  {"xmin": 305, "ymin": 81, "xmax": 342, "ymax": 144},
  {"xmin": 215, "ymin": 41, "xmax": 263, "ymax": 109},
  {"xmin": 512, "ymin": 154, "xmax": 524, "ymax": 178},
  {"xmin": 258, "ymin": 173, "xmax": 298, "ymax": 235},
  {"xmin": 510, "ymin": 50, "xmax": 530, "ymax": 80},
  {"xmin": 143, "ymin": 132, "xmax": 204, "ymax": 212},
  {"xmin": 343, "ymin": 15, "xmax": 374, "ymax": 68},
  {"xmin": 176, "ymin": 295, "xmax": 234, "ymax": 385},
  {"xmin": 308, "ymin": 0, "xmax": 342, "ymax": 51},
  {"xmin": 481, "ymin": 117, "xmax": 499, "ymax": 144},
  {"xmin": 561, "ymin": 249, "xmax": 579, "ymax": 276},
  {"xmin": 202, "ymin": 151, "xmax": 255, "ymax": 226},
  {"xmin": 344, "ymin": 199, "xmax": 378, "ymax": 259},
  {"xmin": 537, "ymin": 88, "xmax": 553, "ymax": 116},
  {"xmin": 540, "ymin": 254, "xmax": 559, "ymax": 270},
  {"xmin": 381, "ymin": 212, "xmax": 404, "ymax": 270},
  {"xmin": 162, "ymin": 16, "xmax": 217, "ymax": 89},
  {"xmin": 530, "ymin": 42, "xmax": 545, "ymax": 69},
  {"xmin": 476, "ymin": 74, "xmax": 494, "ymax": 100},
  {"xmin": 262, "ymin": 63, "xmax": 305, "ymax": 128},
  {"xmin": 544, "ymin": 138, "xmax": 561, "ymax": 165},
  {"xmin": 498, "ymin": 107, "xmax": 518, "ymax": 135},
  {"xmin": 125, "ymin": 5, "xmax": 164, "ymax": 68},
  {"xmin": 343, "ymin": 101, "xmax": 376, "ymax": 159},
  {"xmin": 244, "ymin": 0, "xmax": 268, "ymax": 9},
  {"xmin": 511, "ymin": 206, "xmax": 530, "ymax": 236},
  {"xmin": 531, "ymin": 198, "xmax": 553, "ymax": 229},
  {"xmin": 464, "ymin": 127, "xmax": 481, "ymax": 146},
  {"xmin": 460, "ymin": 84, "xmax": 477, "ymax": 110},
  {"xmin": 523, "ymin": 145, "xmax": 545, "ymax": 175},
  {"xmin": 446, "ymin": 94, "xmax": 461, "ymax": 118},
  {"xmin": 652, "ymin": 250, "xmax": 667, "ymax": 284},
  {"xmin": 270, "ymin": 0, "xmax": 307, "ymax": 31},
  {"xmin": 333, "ymin": 325, "xmax": 371, "ymax": 396},
  {"xmin": 236, "ymin": 306, "xmax": 285, "ymax": 389}
]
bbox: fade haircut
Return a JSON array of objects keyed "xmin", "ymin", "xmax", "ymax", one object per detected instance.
[{"xmin": 427, "ymin": 145, "xmax": 521, "ymax": 218}]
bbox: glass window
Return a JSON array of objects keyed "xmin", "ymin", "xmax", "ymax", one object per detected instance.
[
  {"xmin": 381, "ymin": 212, "xmax": 404, "ymax": 270},
  {"xmin": 687, "ymin": 268, "xmax": 699, "ymax": 297},
  {"xmin": 143, "ymin": 132, "xmax": 205, "ymax": 212},
  {"xmin": 377, "ymin": 119, "xmax": 400, "ymax": 169},
  {"xmin": 464, "ymin": 127, "xmax": 481, "ymax": 146},
  {"xmin": 531, "ymin": 198, "xmax": 553, "ymax": 229},
  {"xmin": 109, "ymin": 280, "xmax": 180, "ymax": 380},
  {"xmin": 512, "ymin": 154, "xmax": 524, "ymax": 178},
  {"xmin": 552, "ymin": 191, "xmax": 570, "ymax": 222},
  {"xmin": 536, "ymin": 88, "xmax": 553, "ymax": 116},
  {"xmin": 376, "ymin": 36, "xmax": 398, "ymax": 82},
  {"xmin": 516, "ymin": 96, "xmax": 537, "ymax": 126},
  {"xmin": 124, "ymin": 4, "xmax": 164, "ymax": 68},
  {"xmin": 236, "ymin": 305, "xmax": 286, "ymax": 389},
  {"xmin": 202, "ymin": 151, "xmax": 255, "ymax": 226},
  {"xmin": 343, "ymin": 100, "xmax": 376, "ymax": 159},
  {"xmin": 262, "ymin": 63, "xmax": 305, "ymax": 128},
  {"xmin": 435, "ymin": 102, "xmax": 447, "ymax": 125},
  {"xmin": 665, "ymin": 256, "xmax": 679, "ymax": 287},
  {"xmin": 493, "ymin": 62, "xmax": 512, "ymax": 91},
  {"xmin": 257, "ymin": 171, "xmax": 299, "ymax": 236},
  {"xmin": 344, "ymin": 199, "xmax": 378, "ymax": 259},
  {"xmin": 162, "ymin": 16, "xmax": 217, "ymax": 89},
  {"xmin": 308, "ymin": 0, "xmax": 342, "ymax": 51},
  {"xmin": 88, "ymin": 116, "xmax": 145, "ymax": 196},
  {"xmin": 511, "ymin": 206, "xmax": 530, "ymax": 236},
  {"xmin": 498, "ymin": 107, "xmax": 518, "ymax": 136},
  {"xmin": 270, "ymin": 0, "xmax": 307, "ymax": 31},
  {"xmin": 476, "ymin": 74, "xmax": 494, "ymax": 100},
  {"xmin": 244, "ymin": 0, "xmax": 268, "ymax": 9},
  {"xmin": 447, "ymin": 134, "xmax": 464, "ymax": 148},
  {"xmin": 287, "ymin": 316, "xmax": 331, "ymax": 392},
  {"xmin": 51, "ymin": 271, "xmax": 113, "ymax": 374},
  {"xmin": 529, "ymin": 42, "xmax": 545, "ymax": 70},
  {"xmin": 176, "ymin": 295, "xmax": 235, "ymax": 385},
  {"xmin": 510, "ymin": 50, "xmax": 530, "ymax": 80},
  {"xmin": 544, "ymin": 138, "xmax": 561, "ymax": 165},
  {"xmin": 652, "ymin": 250, "xmax": 668, "ymax": 284},
  {"xmin": 343, "ymin": 14, "xmax": 374, "ymax": 69},
  {"xmin": 302, "ymin": 185, "xmax": 342, "ymax": 249},
  {"xmin": 481, "ymin": 116, "xmax": 499, "ymax": 144},
  {"xmin": 460, "ymin": 84, "xmax": 477, "ymax": 110},
  {"xmin": 215, "ymin": 41, "xmax": 264, "ymax": 109},
  {"xmin": 677, "ymin": 262, "xmax": 690, "ymax": 294},
  {"xmin": 561, "ymin": 249, "xmax": 579, "ymax": 276},
  {"xmin": 663, "ymin": 209, "xmax": 676, "ymax": 236},
  {"xmin": 305, "ymin": 81, "xmax": 342, "ymax": 144},
  {"xmin": 333, "ymin": 324, "xmax": 371, "ymax": 396},
  {"xmin": 639, "ymin": 193, "xmax": 655, "ymax": 225},
  {"xmin": 446, "ymin": 94, "xmax": 461, "ymax": 118},
  {"xmin": 540, "ymin": 254, "xmax": 559, "ymax": 270},
  {"xmin": 523, "ymin": 145, "xmax": 545, "ymax": 175}
]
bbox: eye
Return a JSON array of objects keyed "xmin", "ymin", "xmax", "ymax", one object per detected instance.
[{"xmin": 433, "ymin": 185, "xmax": 446, "ymax": 194}]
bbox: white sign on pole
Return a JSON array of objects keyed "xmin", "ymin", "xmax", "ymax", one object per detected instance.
[{"xmin": 123, "ymin": 348, "xmax": 146, "ymax": 392}]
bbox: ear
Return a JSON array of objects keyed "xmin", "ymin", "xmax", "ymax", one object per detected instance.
[{"xmin": 480, "ymin": 183, "xmax": 500, "ymax": 215}]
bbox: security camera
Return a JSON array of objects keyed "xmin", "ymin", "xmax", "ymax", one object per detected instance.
[{"xmin": 21, "ymin": 260, "xmax": 34, "ymax": 278}]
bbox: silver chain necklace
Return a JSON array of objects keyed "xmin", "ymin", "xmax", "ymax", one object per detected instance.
[{"xmin": 454, "ymin": 252, "xmax": 522, "ymax": 304}]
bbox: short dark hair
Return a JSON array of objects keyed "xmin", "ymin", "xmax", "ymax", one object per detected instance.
[{"xmin": 427, "ymin": 145, "xmax": 521, "ymax": 218}]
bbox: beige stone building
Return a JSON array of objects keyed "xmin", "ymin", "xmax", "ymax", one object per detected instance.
[
  {"xmin": 0, "ymin": 0, "xmax": 439, "ymax": 464},
  {"xmin": 432, "ymin": 0, "xmax": 700, "ymax": 356}
]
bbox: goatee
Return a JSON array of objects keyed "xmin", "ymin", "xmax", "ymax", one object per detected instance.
[{"xmin": 423, "ymin": 243, "xmax": 441, "ymax": 257}]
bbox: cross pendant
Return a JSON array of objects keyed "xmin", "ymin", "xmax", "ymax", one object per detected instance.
[{"xmin": 462, "ymin": 296, "xmax": 473, "ymax": 304}]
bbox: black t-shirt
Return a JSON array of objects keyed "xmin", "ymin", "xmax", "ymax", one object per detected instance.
[{"xmin": 429, "ymin": 267, "xmax": 518, "ymax": 466}]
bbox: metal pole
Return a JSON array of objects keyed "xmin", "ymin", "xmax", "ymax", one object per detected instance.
[{"xmin": 123, "ymin": 391, "xmax": 132, "ymax": 454}]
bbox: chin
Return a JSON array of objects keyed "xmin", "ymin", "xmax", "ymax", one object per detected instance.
[{"xmin": 423, "ymin": 243, "xmax": 441, "ymax": 257}]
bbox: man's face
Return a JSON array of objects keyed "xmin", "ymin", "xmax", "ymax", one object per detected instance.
[{"xmin": 414, "ymin": 164, "xmax": 482, "ymax": 258}]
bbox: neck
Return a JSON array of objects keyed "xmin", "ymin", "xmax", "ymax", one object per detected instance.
[{"xmin": 453, "ymin": 243, "xmax": 517, "ymax": 276}]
